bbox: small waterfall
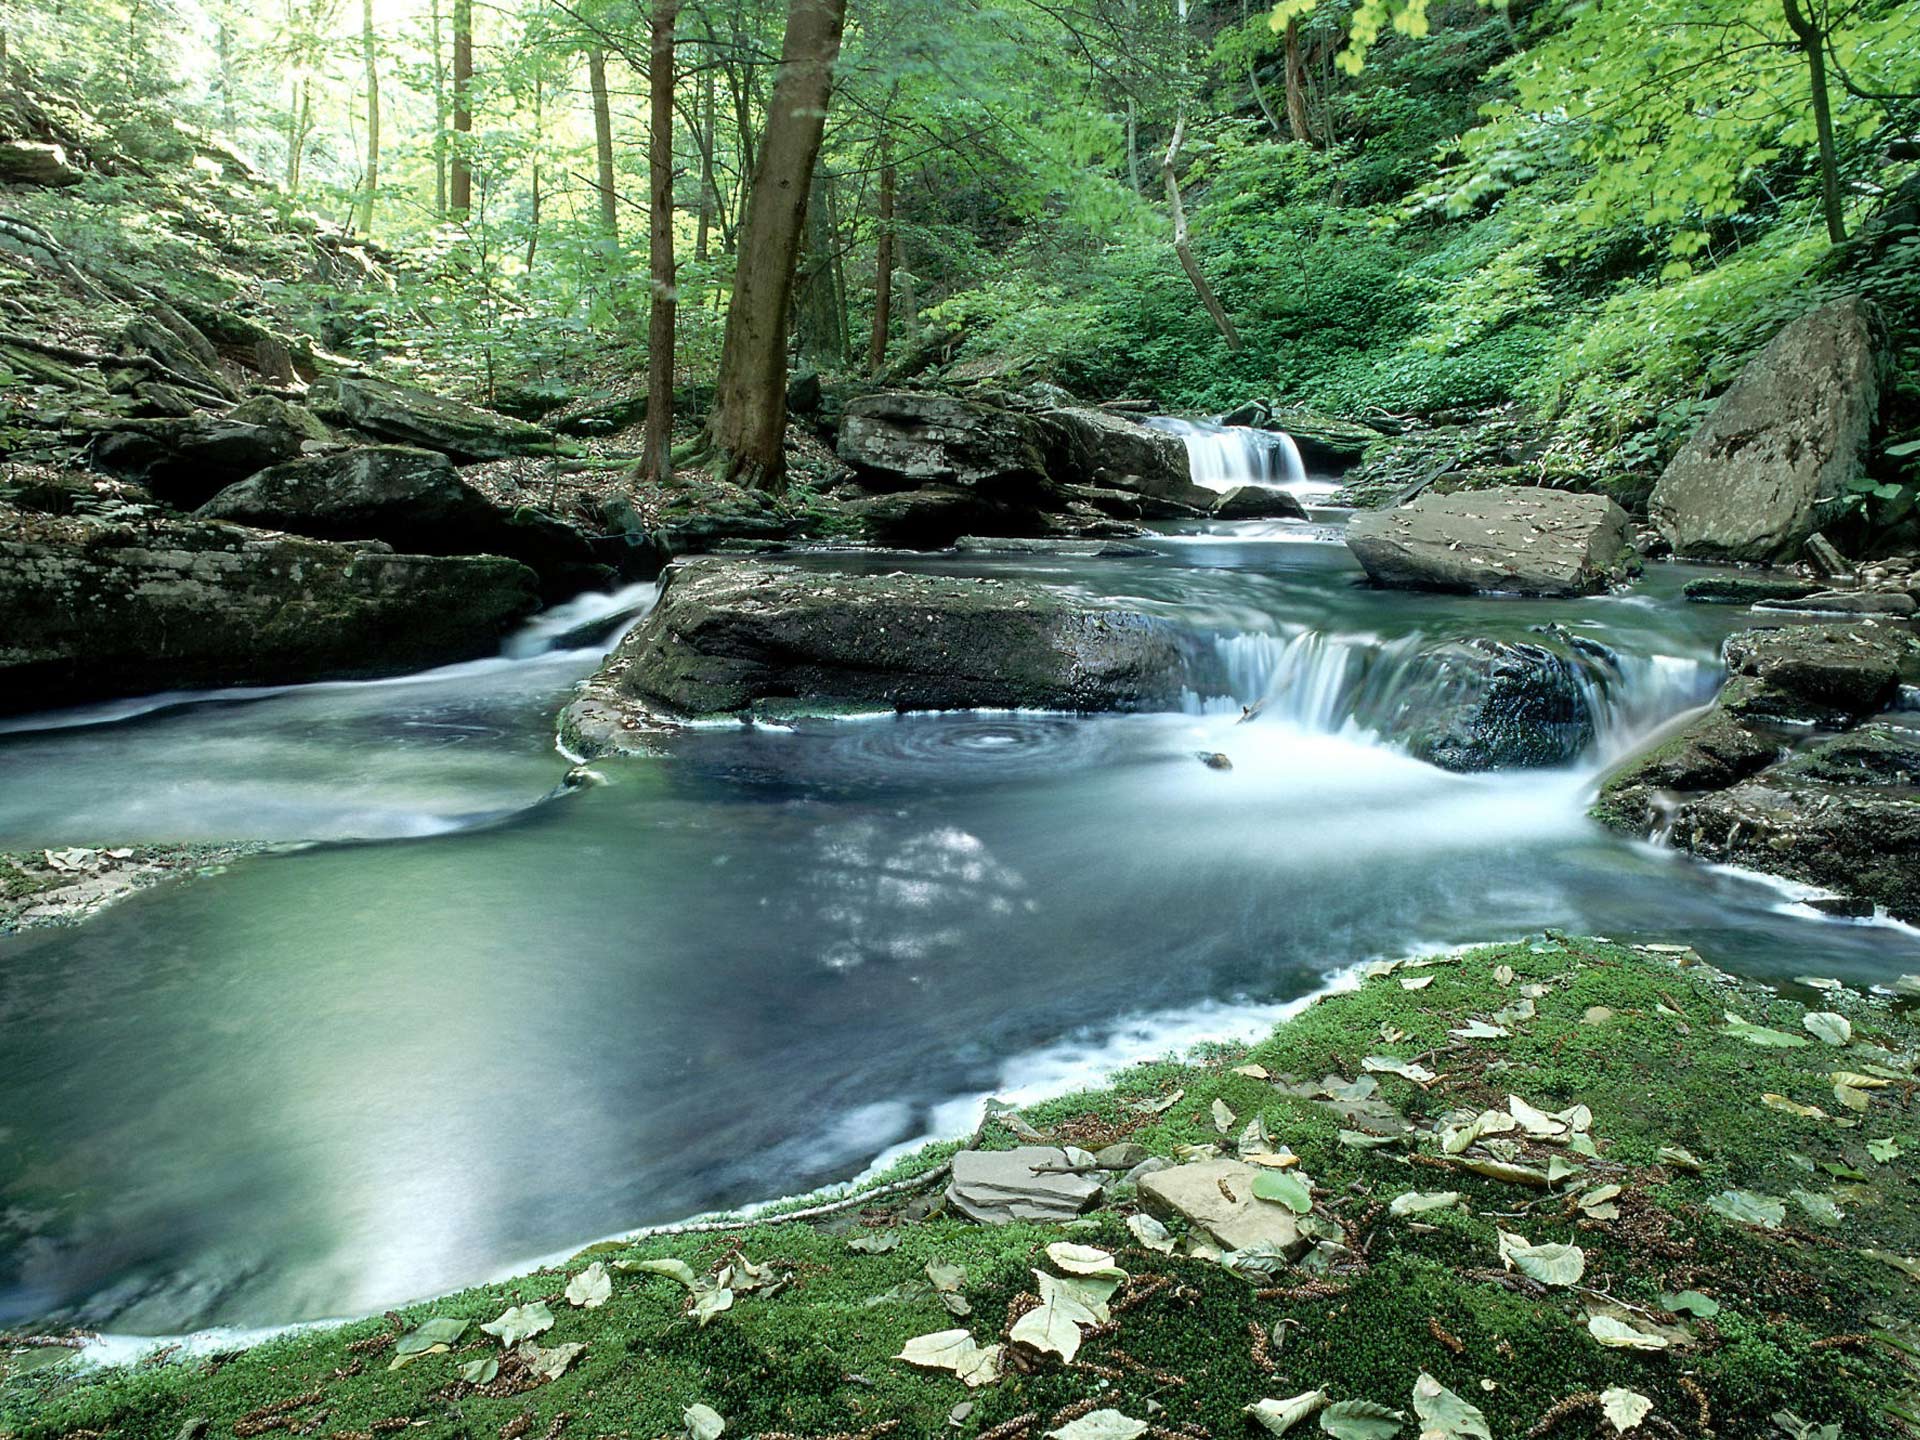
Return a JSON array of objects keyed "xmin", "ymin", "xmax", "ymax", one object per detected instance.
[
  {"xmin": 502, "ymin": 582, "xmax": 659, "ymax": 659},
  {"xmin": 1191, "ymin": 626, "xmax": 1717, "ymax": 771},
  {"xmin": 1146, "ymin": 417, "xmax": 1311, "ymax": 494}
]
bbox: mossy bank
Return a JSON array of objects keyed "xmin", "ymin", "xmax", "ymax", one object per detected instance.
[{"xmin": 7, "ymin": 937, "xmax": 1920, "ymax": 1440}]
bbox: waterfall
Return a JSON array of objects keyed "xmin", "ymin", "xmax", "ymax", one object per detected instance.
[
  {"xmin": 1146, "ymin": 416, "xmax": 1314, "ymax": 494},
  {"xmin": 1190, "ymin": 627, "xmax": 1716, "ymax": 770}
]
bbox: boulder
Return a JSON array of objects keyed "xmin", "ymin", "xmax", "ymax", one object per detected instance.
[
  {"xmin": 838, "ymin": 392, "xmax": 1055, "ymax": 492},
  {"xmin": 91, "ymin": 415, "xmax": 305, "ymax": 505},
  {"xmin": 1649, "ymin": 298, "xmax": 1888, "ymax": 562},
  {"xmin": 1266, "ymin": 410, "xmax": 1381, "ymax": 470},
  {"xmin": 0, "ymin": 512, "xmax": 539, "ymax": 712},
  {"xmin": 1387, "ymin": 635, "xmax": 1614, "ymax": 772},
  {"xmin": 567, "ymin": 557, "xmax": 1189, "ymax": 735},
  {"xmin": 225, "ymin": 395, "xmax": 338, "ymax": 446},
  {"xmin": 1136, "ymin": 1159, "xmax": 1308, "ymax": 1256},
  {"xmin": 196, "ymin": 446, "xmax": 609, "ymax": 600},
  {"xmin": 307, "ymin": 375, "xmax": 562, "ymax": 462},
  {"xmin": 1720, "ymin": 623, "xmax": 1912, "ymax": 724},
  {"xmin": 1669, "ymin": 742, "xmax": 1920, "ymax": 922},
  {"xmin": 0, "ymin": 139, "xmax": 82, "ymax": 186},
  {"xmin": 1211, "ymin": 485, "xmax": 1308, "ymax": 521},
  {"xmin": 1042, "ymin": 407, "xmax": 1213, "ymax": 509},
  {"xmin": 1682, "ymin": 574, "xmax": 1821, "ymax": 606},
  {"xmin": 842, "ymin": 485, "xmax": 1022, "ymax": 549},
  {"xmin": 1591, "ymin": 709, "xmax": 1781, "ymax": 835},
  {"xmin": 944, "ymin": 1147, "xmax": 1103, "ymax": 1225},
  {"xmin": 1344, "ymin": 486, "xmax": 1637, "ymax": 596}
]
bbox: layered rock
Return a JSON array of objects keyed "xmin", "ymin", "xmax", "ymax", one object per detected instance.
[
  {"xmin": 196, "ymin": 445, "xmax": 608, "ymax": 599},
  {"xmin": 1649, "ymin": 298, "xmax": 1888, "ymax": 562},
  {"xmin": 1041, "ymin": 407, "xmax": 1214, "ymax": 510},
  {"xmin": 561, "ymin": 557, "xmax": 1189, "ymax": 749},
  {"xmin": 1720, "ymin": 622, "xmax": 1910, "ymax": 723},
  {"xmin": 91, "ymin": 414, "xmax": 305, "ymax": 505},
  {"xmin": 1345, "ymin": 486, "xmax": 1637, "ymax": 596},
  {"xmin": 0, "ymin": 511, "xmax": 540, "ymax": 711},
  {"xmin": 308, "ymin": 375, "xmax": 561, "ymax": 462},
  {"xmin": 945, "ymin": 1147, "xmax": 1103, "ymax": 1225}
]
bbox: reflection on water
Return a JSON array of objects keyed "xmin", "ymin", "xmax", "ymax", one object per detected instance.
[{"xmin": 1, "ymin": 546, "xmax": 1914, "ymax": 1337}]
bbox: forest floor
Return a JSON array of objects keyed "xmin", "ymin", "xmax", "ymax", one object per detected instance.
[{"xmin": 6, "ymin": 937, "xmax": 1920, "ymax": 1440}]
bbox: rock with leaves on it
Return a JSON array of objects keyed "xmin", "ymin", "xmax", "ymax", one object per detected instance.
[
  {"xmin": 1650, "ymin": 297, "xmax": 1888, "ymax": 563},
  {"xmin": 1136, "ymin": 1157, "xmax": 1309, "ymax": 1256},
  {"xmin": 1344, "ymin": 486, "xmax": 1638, "ymax": 597},
  {"xmin": 945, "ymin": 1146, "xmax": 1103, "ymax": 1224},
  {"xmin": 308, "ymin": 374, "xmax": 562, "ymax": 462}
]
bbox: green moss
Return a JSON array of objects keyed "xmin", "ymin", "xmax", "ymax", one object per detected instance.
[{"xmin": 8, "ymin": 938, "xmax": 1919, "ymax": 1440}]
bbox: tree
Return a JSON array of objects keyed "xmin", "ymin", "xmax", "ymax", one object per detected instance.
[
  {"xmin": 1162, "ymin": 112, "xmax": 1241, "ymax": 351},
  {"xmin": 641, "ymin": 0, "xmax": 680, "ymax": 485},
  {"xmin": 588, "ymin": 46, "xmax": 619, "ymax": 236},
  {"xmin": 450, "ymin": 0, "xmax": 473, "ymax": 216},
  {"xmin": 702, "ymin": 0, "xmax": 849, "ymax": 491},
  {"xmin": 868, "ymin": 125, "xmax": 896, "ymax": 375},
  {"xmin": 355, "ymin": 0, "xmax": 380, "ymax": 235}
]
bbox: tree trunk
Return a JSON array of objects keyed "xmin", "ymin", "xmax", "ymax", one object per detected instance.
[
  {"xmin": 868, "ymin": 135, "xmax": 895, "ymax": 376},
  {"xmin": 450, "ymin": 0, "xmax": 473, "ymax": 217},
  {"xmin": 1784, "ymin": 0, "xmax": 1847, "ymax": 244},
  {"xmin": 1283, "ymin": 19, "xmax": 1313, "ymax": 145},
  {"xmin": 356, "ymin": 0, "xmax": 380, "ymax": 235},
  {"xmin": 1248, "ymin": 58, "xmax": 1284, "ymax": 138},
  {"xmin": 1162, "ymin": 111, "xmax": 1241, "ymax": 352},
  {"xmin": 1125, "ymin": 96, "xmax": 1142, "ymax": 192},
  {"xmin": 695, "ymin": 56, "xmax": 717, "ymax": 261},
  {"xmin": 703, "ymin": 0, "xmax": 849, "ymax": 491},
  {"xmin": 215, "ymin": 18, "xmax": 235, "ymax": 130},
  {"xmin": 795, "ymin": 171, "xmax": 844, "ymax": 363},
  {"xmin": 431, "ymin": 0, "xmax": 447, "ymax": 218},
  {"xmin": 525, "ymin": 75, "xmax": 542, "ymax": 269},
  {"xmin": 641, "ymin": 0, "xmax": 680, "ymax": 486},
  {"xmin": 588, "ymin": 47, "xmax": 619, "ymax": 237}
]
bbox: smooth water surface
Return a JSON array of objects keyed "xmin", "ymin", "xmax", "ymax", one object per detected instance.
[{"xmin": 3, "ymin": 524, "xmax": 1915, "ymax": 1336}]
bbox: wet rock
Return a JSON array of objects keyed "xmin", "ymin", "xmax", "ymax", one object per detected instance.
[
  {"xmin": 839, "ymin": 392, "xmax": 1054, "ymax": 491},
  {"xmin": 843, "ymin": 486, "xmax": 1019, "ymax": 549},
  {"xmin": 952, "ymin": 535, "xmax": 1155, "ymax": 558},
  {"xmin": 91, "ymin": 415, "xmax": 304, "ymax": 506},
  {"xmin": 1720, "ymin": 623, "xmax": 1912, "ymax": 724},
  {"xmin": 0, "ymin": 512, "xmax": 539, "ymax": 711},
  {"xmin": 945, "ymin": 1146, "xmax": 1102, "ymax": 1224},
  {"xmin": 1393, "ymin": 635, "xmax": 1611, "ymax": 772},
  {"xmin": 1591, "ymin": 710, "xmax": 1782, "ymax": 835},
  {"xmin": 1757, "ymin": 589, "xmax": 1917, "ymax": 617},
  {"xmin": 1682, "ymin": 574, "xmax": 1821, "ymax": 606},
  {"xmin": 1265, "ymin": 410, "xmax": 1381, "ymax": 470},
  {"xmin": 196, "ymin": 446, "xmax": 610, "ymax": 600},
  {"xmin": 1650, "ymin": 298, "xmax": 1888, "ymax": 562},
  {"xmin": 1042, "ymin": 408, "xmax": 1214, "ymax": 510},
  {"xmin": 1345, "ymin": 486, "xmax": 1637, "ymax": 596},
  {"xmin": 1220, "ymin": 399, "xmax": 1270, "ymax": 428},
  {"xmin": 1211, "ymin": 486, "xmax": 1308, "ymax": 521},
  {"xmin": 1136, "ymin": 1159, "xmax": 1308, "ymax": 1256},
  {"xmin": 585, "ymin": 556, "xmax": 1189, "ymax": 725},
  {"xmin": 307, "ymin": 375, "xmax": 561, "ymax": 462},
  {"xmin": 1776, "ymin": 722, "xmax": 1920, "ymax": 786}
]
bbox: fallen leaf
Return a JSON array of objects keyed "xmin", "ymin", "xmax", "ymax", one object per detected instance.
[
  {"xmin": 1869, "ymin": 1138, "xmax": 1902, "ymax": 1163},
  {"xmin": 848, "ymin": 1231, "xmax": 903, "ymax": 1254},
  {"xmin": 1587, "ymin": 1315, "xmax": 1669, "ymax": 1350},
  {"xmin": 1047, "ymin": 1410, "xmax": 1149, "ymax": 1440},
  {"xmin": 390, "ymin": 1315, "xmax": 467, "ymax": 1371},
  {"xmin": 1723, "ymin": 1013, "xmax": 1811, "ymax": 1049},
  {"xmin": 896, "ymin": 1329, "xmax": 1005, "ymax": 1387},
  {"xmin": 1657, "ymin": 1145, "xmax": 1704, "ymax": 1172},
  {"xmin": 480, "ymin": 1303, "xmax": 553, "ymax": 1348},
  {"xmin": 926, "ymin": 1261, "xmax": 967, "ymax": 1294},
  {"xmin": 1008, "ymin": 1270, "xmax": 1115, "ymax": 1362},
  {"xmin": 1212, "ymin": 1098, "xmax": 1237, "ymax": 1134},
  {"xmin": 691, "ymin": 1286, "xmax": 734, "ymax": 1326},
  {"xmin": 1708, "ymin": 1190, "xmax": 1785, "ymax": 1229},
  {"xmin": 1234, "ymin": 1063, "xmax": 1272, "ymax": 1079},
  {"xmin": 1762, "ymin": 1093, "xmax": 1831, "ymax": 1121},
  {"xmin": 1412, "ymin": 1372, "xmax": 1491, "ymax": 1439},
  {"xmin": 1400, "ymin": 975, "xmax": 1433, "ymax": 991},
  {"xmin": 566, "ymin": 1261, "xmax": 612, "ymax": 1310},
  {"xmin": 684, "ymin": 1403, "xmax": 725, "ymax": 1440},
  {"xmin": 1318, "ymin": 1398, "xmax": 1405, "ymax": 1439},
  {"xmin": 1804, "ymin": 1012, "xmax": 1852, "ymax": 1046},
  {"xmin": 1389, "ymin": 1191, "xmax": 1461, "ymax": 1216},
  {"xmin": 1253, "ymin": 1171, "xmax": 1313, "ymax": 1214},
  {"xmin": 1449, "ymin": 1020, "xmax": 1509, "ymax": 1040},
  {"xmin": 459, "ymin": 1356, "xmax": 499, "ymax": 1385},
  {"xmin": 1497, "ymin": 1232, "xmax": 1585, "ymax": 1287},
  {"xmin": 1364, "ymin": 1057, "xmax": 1437, "ymax": 1085},
  {"xmin": 1600, "ymin": 1387, "xmax": 1652, "ymax": 1433},
  {"xmin": 631, "ymin": 1258, "xmax": 699, "ymax": 1288},
  {"xmin": 1658, "ymin": 1290, "xmax": 1719, "ymax": 1318},
  {"xmin": 1245, "ymin": 1392, "xmax": 1329, "ymax": 1435},
  {"xmin": 1790, "ymin": 1190, "xmax": 1843, "ymax": 1224},
  {"xmin": 1045, "ymin": 1243, "xmax": 1125, "ymax": 1278},
  {"xmin": 516, "ymin": 1339, "xmax": 586, "ymax": 1380},
  {"xmin": 1127, "ymin": 1213, "xmax": 1176, "ymax": 1252}
]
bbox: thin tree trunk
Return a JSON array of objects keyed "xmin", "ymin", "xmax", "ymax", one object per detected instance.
[
  {"xmin": 525, "ymin": 74, "xmax": 542, "ymax": 269},
  {"xmin": 1248, "ymin": 58, "xmax": 1284, "ymax": 138},
  {"xmin": 641, "ymin": 0, "xmax": 680, "ymax": 485},
  {"xmin": 431, "ymin": 0, "xmax": 447, "ymax": 218},
  {"xmin": 868, "ymin": 133, "xmax": 894, "ymax": 376},
  {"xmin": 588, "ymin": 47, "xmax": 618, "ymax": 236},
  {"xmin": 1784, "ymin": 0, "xmax": 1847, "ymax": 243},
  {"xmin": 357, "ymin": 0, "xmax": 380, "ymax": 235},
  {"xmin": 704, "ymin": 0, "xmax": 849, "ymax": 491},
  {"xmin": 450, "ymin": 0, "xmax": 473, "ymax": 217},
  {"xmin": 1162, "ymin": 111, "xmax": 1241, "ymax": 351},
  {"xmin": 1283, "ymin": 19, "xmax": 1313, "ymax": 145},
  {"xmin": 696, "ymin": 55, "xmax": 717, "ymax": 261},
  {"xmin": 287, "ymin": 79, "xmax": 310, "ymax": 193},
  {"xmin": 1125, "ymin": 96, "xmax": 1142, "ymax": 192},
  {"xmin": 215, "ymin": 19, "xmax": 235, "ymax": 130}
]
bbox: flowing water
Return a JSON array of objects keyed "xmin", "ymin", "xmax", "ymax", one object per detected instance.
[
  {"xmin": 1146, "ymin": 416, "xmax": 1337, "ymax": 500},
  {"xmin": 3, "ymin": 486, "xmax": 1917, "ymax": 1340}
]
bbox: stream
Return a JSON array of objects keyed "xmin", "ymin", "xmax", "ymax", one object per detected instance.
[{"xmin": 3, "ymin": 424, "xmax": 1917, "ymax": 1339}]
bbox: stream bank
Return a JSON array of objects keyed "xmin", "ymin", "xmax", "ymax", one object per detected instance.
[{"xmin": 6, "ymin": 937, "xmax": 1918, "ymax": 1439}]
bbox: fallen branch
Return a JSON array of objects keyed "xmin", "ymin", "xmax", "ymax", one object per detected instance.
[{"xmin": 620, "ymin": 1163, "xmax": 952, "ymax": 1239}]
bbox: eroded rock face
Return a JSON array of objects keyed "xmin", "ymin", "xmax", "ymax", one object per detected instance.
[
  {"xmin": 92, "ymin": 415, "xmax": 304, "ymax": 505},
  {"xmin": 1649, "ymin": 298, "xmax": 1888, "ymax": 563},
  {"xmin": 562, "ymin": 557, "xmax": 1189, "ymax": 744},
  {"xmin": 308, "ymin": 375, "xmax": 560, "ymax": 462},
  {"xmin": 0, "ymin": 512, "xmax": 539, "ymax": 711},
  {"xmin": 839, "ymin": 392, "xmax": 1055, "ymax": 491},
  {"xmin": 1041, "ymin": 408, "xmax": 1211, "ymax": 509},
  {"xmin": 1345, "ymin": 487, "xmax": 1637, "ymax": 596}
]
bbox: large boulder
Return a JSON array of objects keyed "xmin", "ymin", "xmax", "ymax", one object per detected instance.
[
  {"xmin": 308, "ymin": 375, "xmax": 562, "ymax": 462},
  {"xmin": 91, "ymin": 415, "xmax": 305, "ymax": 505},
  {"xmin": 195, "ymin": 445, "xmax": 608, "ymax": 600},
  {"xmin": 1649, "ymin": 298, "xmax": 1888, "ymax": 562},
  {"xmin": 0, "ymin": 512, "xmax": 539, "ymax": 712},
  {"xmin": 0, "ymin": 139, "xmax": 82, "ymax": 186},
  {"xmin": 841, "ymin": 485, "xmax": 1034, "ymax": 550},
  {"xmin": 1211, "ymin": 485, "xmax": 1308, "ymax": 521},
  {"xmin": 1386, "ymin": 635, "xmax": 1614, "ymax": 772},
  {"xmin": 838, "ymin": 392, "xmax": 1055, "ymax": 492},
  {"xmin": 563, "ymin": 557, "xmax": 1189, "ymax": 741},
  {"xmin": 1344, "ymin": 486, "xmax": 1637, "ymax": 596},
  {"xmin": 1042, "ymin": 407, "xmax": 1216, "ymax": 510}
]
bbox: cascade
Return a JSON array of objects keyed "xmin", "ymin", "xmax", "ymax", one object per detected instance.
[{"xmin": 1146, "ymin": 416, "xmax": 1318, "ymax": 494}]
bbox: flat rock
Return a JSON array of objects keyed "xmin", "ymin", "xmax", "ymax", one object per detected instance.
[
  {"xmin": 579, "ymin": 556, "xmax": 1189, "ymax": 726},
  {"xmin": 1650, "ymin": 298, "xmax": 1887, "ymax": 562},
  {"xmin": 1344, "ymin": 486, "xmax": 1637, "ymax": 596},
  {"xmin": 0, "ymin": 512, "xmax": 539, "ymax": 712},
  {"xmin": 1683, "ymin": 574, "xmax": 1821, "ymax": 606},
  {"xmin": 1721, "ymin": 623, "xmax": 1913, "ymax": 723},
  {"xmin": 945, "ymin": 1147, "xmax": 1102, "ymax": 1224},
  {"xmin": 952, "ymin": 535, "xmax": 1155, "ymax": 557},
  {"xmin": 308, "ymin": 375, "xmax": 560, "ymax": 462},
  {"xmin": 839, "ymin": 392, "xmax": 1055, "ymax": 491},
  {"xmin": 1756, "ymin": 589, "xmax": 1917, "ymax": 617},
  {"xmin": 1136, "ymin": 1159, "xmax": 1307, "ymax": 1256}
]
